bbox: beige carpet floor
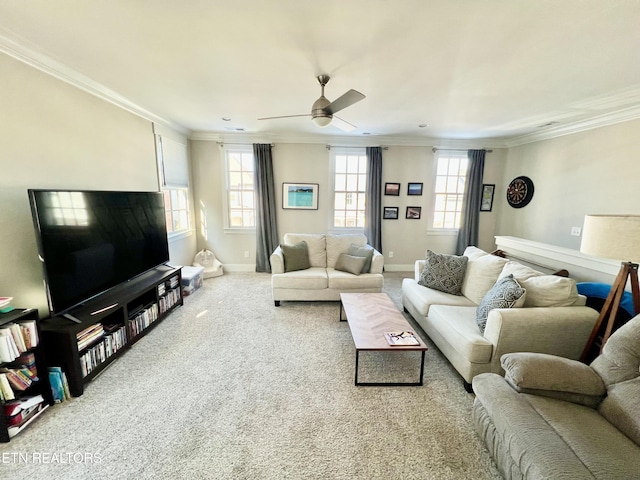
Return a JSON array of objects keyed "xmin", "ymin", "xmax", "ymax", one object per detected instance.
[{"xmin": 0, "ymin": 272, "xmax": 501, "ymax": 479}]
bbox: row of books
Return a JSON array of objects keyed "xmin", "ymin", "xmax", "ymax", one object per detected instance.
[
  {"xmin": 0, "ymin": 320, "xmax": 39, "ymax": 363},
  {"xmin": 48, "ymin": 366, "xmax": 71, "ymax": 403},
  {"xmin": 4, "ymin": 393, "xmax": 48, "ymax": 438},
  {"xmin": 129, "ymin": 304, "xmax": 159, "ymax": 339},
  {"xmin": 157, "ymin": 275, "xmax": 180, "ymax": 296},
  {"xmin": 80, "ymin": 325, "xmax": 127, "ymax": 378},
  {"xmin": 159, "ymin": 288, "xmax": 181, "ymax": 315},
  {"xmin": 0, "ymin": 353, "xmax": 39, "ymax": 401},
  {"xmin": 77, "ymin": 323, "xmax": 105, "ymax": 352}
]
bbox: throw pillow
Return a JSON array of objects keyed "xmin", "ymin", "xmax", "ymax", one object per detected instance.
[
  {"xmin": 334, "ymin": 253, "xmax": 367, "ymax": 275},
  {"xmin": 418, "ymin": 250, "xmax": 468, "ymax": 295},
  {"xmin": 476, "ymin": 274, "xmax": 526, "ymax": 334},
  {"xmin": 347, "ymin": 243, "xmax": 374, "ymax": 273},
  {"xmin": 280, "ymin": 241, "xmax": 310, "ymax": 272}
]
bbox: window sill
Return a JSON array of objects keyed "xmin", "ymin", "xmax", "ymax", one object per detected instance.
[
  {"xmin": 224, "ymin": 227, "xmax": 256, "ymax": 235},
  {"xmin": 168, "ymin": 229, "xmax": 194, "ymax": 243},
  {"xmin": 426, "ymin": 228, "xmax": 459, "ymax": 236}
]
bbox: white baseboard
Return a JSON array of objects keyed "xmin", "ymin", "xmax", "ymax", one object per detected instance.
[{"xmin": 383, "ymin": 264, "xmax": 413, "ymax": 272}]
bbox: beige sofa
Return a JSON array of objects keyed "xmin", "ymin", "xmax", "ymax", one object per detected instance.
[
  {"xmin": 402, "ymin": 246, "xmax": 599, "ymax": 389},
  {"xmin": 270, "ymin": 233, "xmax": 384, "ymax": 306},
  {"xmin": 472, "ymin": 315, "xmax": 640, "ymax": 479}
]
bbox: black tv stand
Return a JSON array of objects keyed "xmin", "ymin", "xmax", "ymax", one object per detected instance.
[
  {"xmin": 40, "ymin": 267, "xmax": 183, "ymax": 396},
  {"xmin": 62, "ymin": 313, "xmax": 82, "ymax": 324}
]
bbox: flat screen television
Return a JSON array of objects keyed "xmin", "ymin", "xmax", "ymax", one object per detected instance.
[{"xmin": 28, "ymin": 189, "xmax": 170, "ymax": 317}]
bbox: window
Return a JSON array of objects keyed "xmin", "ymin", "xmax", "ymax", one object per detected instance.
[
  {"xmin": 225, "ymin": 149, "xmax": 255, "ymax": 228},
  {"xmin": 432, "ymin": 152, "xmax": 468, "ymax": 229},
  {"xmin": 163, "ymin": 188, "xmax": 190, "ymax": 233},
  {"xmin": 155, "ymin": 130, "xmax": 192, "ymax": 237},
  {"xmin": 333, "ymin": 150, "xmax": 367, "ymax": 228}
]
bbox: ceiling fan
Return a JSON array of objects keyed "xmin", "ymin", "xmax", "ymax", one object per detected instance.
[{"xmin": 258, "ymin": 75, "xmax": 365, "ymax": 132}]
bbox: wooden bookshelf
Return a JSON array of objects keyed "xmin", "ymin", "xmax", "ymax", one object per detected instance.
[
  {"xmin": 40, "ymin": 266, "xmax": 182, "ymax": 397},
  {"xmin": 0, "ymin": 308, "xmax": 53, "ymax": 442}
]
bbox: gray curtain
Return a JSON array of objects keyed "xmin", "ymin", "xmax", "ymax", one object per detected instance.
[
  {"xmin": 456, "ymin": 149, "xmax": 486, "ymax": 255},
  {"xmin": 364, "ymin": 146, "xmax": 383, "ymax": 252},
  {"xmin": 253, "ymin": 143, "xmax": 279, "ymax": 272}
]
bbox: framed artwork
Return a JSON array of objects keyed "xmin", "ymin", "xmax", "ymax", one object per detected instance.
[
  {"xmin": 481, "ymin": 184, "xmax": 495, "ymax": 212},
  {"xmin": 407, "ymin": 182, "xmax": 423, "ymax": 196},
  {"xmin": 383, "ymin": 207, "xmax": 399, "ymax": 219},
  {"xmin": 384, "ymin": 182, "xmax": 401, "ymax": 196},
  {"xmin": 282, "ymin": 183, "xmax": 319, "ymax": 209},
  {"xmin": 406, "ymin": 206, "xmax": 422, "ymax": 219}
]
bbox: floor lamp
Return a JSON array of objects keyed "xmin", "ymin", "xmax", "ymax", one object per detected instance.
[{"xmin": 580, "ymin": 215, "xmax": 640, "ymax": 362}]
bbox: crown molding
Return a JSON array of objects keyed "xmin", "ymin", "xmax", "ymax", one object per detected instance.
[{"xmin": 0, "ymin": 27, "xmax": 189, "ymax": 136}]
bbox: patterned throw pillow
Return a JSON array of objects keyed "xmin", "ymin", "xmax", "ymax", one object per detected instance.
[
  {"xmin": 476, "ymin": 274, "xmax": 526, "ymax": 334},
  {"xmin": 418, "ymin": 250, "xmax": 468, "ymax": 295}
]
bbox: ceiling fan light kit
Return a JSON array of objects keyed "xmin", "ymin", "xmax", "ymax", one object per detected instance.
[{"xmin": 259, "ymin": 74, "xmax": 365, "ymax": 131}]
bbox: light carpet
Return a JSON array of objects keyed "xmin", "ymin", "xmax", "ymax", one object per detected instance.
[{"xmin": 1, "ymin": 272, "xmax": 501, "ymax": 479}]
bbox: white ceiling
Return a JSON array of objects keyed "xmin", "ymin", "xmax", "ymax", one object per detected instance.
[{"xmin": 2, "ymin": 1, "xmax": 640, "ymax": 145}]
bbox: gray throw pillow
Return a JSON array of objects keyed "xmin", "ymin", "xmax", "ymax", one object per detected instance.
[
  {"xmin": 281, "ymin": 241, "xmax": 310, "ymax": 272},
  {"xmin": 334, "ymin": 253, "xmax": 367, "ymax": 275},
  {"xmin": 347, "ymin": 243, "xmax": 374, "ymax": 273},
  {"xmin": 418, "ymin": 250, "xmax": 468, "ymax": 295},
  {"xmin": 476, "ymin": 274, "xmax": 526, "ymax": 334}
]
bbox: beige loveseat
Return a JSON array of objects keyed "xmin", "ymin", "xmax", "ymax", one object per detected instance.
[
  {"xmin": 270, "ymin": 233, "xmax": 384, "ymax": 306},
  {"xmin": 472, "ymin": 315, "xmax": 640, "ymax": 479},
  {"xmin": 402, "ymin": 246, "xmax": 599, "ymax": 389}
]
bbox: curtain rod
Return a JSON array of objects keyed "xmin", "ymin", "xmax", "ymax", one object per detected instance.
[
  {"xmin": 326, "ymin": 145, "xmax": 389, "ymax": 150},
  {"xmin": 217, "ymin": 142, "xmax": 275, "ymax": 147},
  {"xmin": 432, "ymin": 147, "xmax": 493, "ymax": 153}
]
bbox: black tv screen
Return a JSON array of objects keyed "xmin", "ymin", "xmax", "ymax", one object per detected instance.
[{"xmin": 28, "ymin": 189, "xmax": 170, "ymax": 316}]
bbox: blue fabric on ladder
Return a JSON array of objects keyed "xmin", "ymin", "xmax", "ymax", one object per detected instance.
[{"xmin": 576, "ymin": 282, "xmax": 635, "ymax": 317}]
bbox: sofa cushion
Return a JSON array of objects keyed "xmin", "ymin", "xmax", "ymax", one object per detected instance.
[
  {"xmin": 598, "ymin": 376, "xmax": 640, "ymax": 446},
  {"xmin": 347, "ymin": 243, "xmax": 374, "ymax": 273},
  {"xmin": 271, "ymin": 267, "xmax": 328, "ymax": 289},
  {"xmin": 428, "ymin": 305, "xmax": 493, "ymax": 363},
  {"xmin": 520, "ymin": 275, "xmax": 579, "ymax": 307},
  {"xmin": 280, "ymin": 241, "xmax": 310, "ymax": 272},
  {"xmin": 284, "ymin": 233, "xmax": 326, "ymax": 267},
  {"xmin": 327, "ymin": 269, "xmax": 384, "ymax": 290},
  {"xmin": 418, "ymin": 250, "xmax": 468, "ymax": 295},
  {"xmin": 326, "ymin": 234, "xmax": 367, "ymax": 268},
  {"xmin": 501, "ymin": 352, "xmax": 606, "ymax": 408},
  {"xmin": 462, "ymin": 245, "xmax": 488, "ymax": 260},
  {"xmin": 476, "ymin": 275, "xmax": 526, "ymax": 334},
  {"xmin": 461, "ymin": 253, "xmax": 509, "ymax": 304},
  {"xmin": 591, "ymin": 314, "xmax": 640, "ymax": 386},
  {"xmin": 402, "ymin": 278, "xmax": 476, "ymax": 317},
  {"xmin": 334, "ymin": 253, "xmax": 367, "ymax": 275},
  {"xmin": 498, "ymin": 260, "xmax": 544, "ymax": 281}
]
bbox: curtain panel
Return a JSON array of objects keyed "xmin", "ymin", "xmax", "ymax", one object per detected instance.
[
  {"xmin": 364, "ymin": 146, "xmax": 383, "ymax": 253},
  {"xmin": 455, "ymin": 149, "xmax": 486, "ymax": 255},
  {"xmin": 253, "ymin": 144, "xmax": 279, "ymax": 272}
]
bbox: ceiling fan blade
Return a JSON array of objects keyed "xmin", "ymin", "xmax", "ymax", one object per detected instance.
[
  {"xmin": 332, "ymin": 115, "xmax": 357, "ymax": 132},
  {"xmin": 324, "ymin": 89, "xmax": 365, "ymax": 115},
  {"xmin": 258, "ymin": 114, "xmax": 310, "ymax": 120}
]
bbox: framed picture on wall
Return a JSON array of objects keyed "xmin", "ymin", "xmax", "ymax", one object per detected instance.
[
  {"xmin": 383, "ymin": 207, "xmax": 399, "ymax": 219},
  {"xmin": 384, "ymin": 183, "xmax": 401, "ymax": 196},
  {"xmin": 407, "ymin": 182, "xmax": 423, "ymax": 196},
  {"xmin": 480, "ymin": 184, "xmax": 495, "ymax": 212},
  {"xmin": 406, "ymin": 206, "xmax": 422, "ymax": 219},
  {"xmin": 282, "ymin": 183, "xmax": 319, "ymax": 209}
]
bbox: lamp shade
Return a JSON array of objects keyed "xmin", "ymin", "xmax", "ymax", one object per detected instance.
[{"xmin": 580, "ymin": 214, "xmax": 640, "ymax": 263}]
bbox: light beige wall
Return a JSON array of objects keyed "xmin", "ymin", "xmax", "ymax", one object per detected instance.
[
  {"xmin": 190, "ymin": 140, "xmax": 505, "ymax": 270},
  {"xmin": 0, "ymin": 53, "xmax": 194, "ymax": 315},
  {"xmin": 497, "ymin": 119, "xmax": 640, "ymax": 249}
]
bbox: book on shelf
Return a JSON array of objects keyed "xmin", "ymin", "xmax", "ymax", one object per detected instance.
[
  {"xmin": 7, "ymin": 402, "xmax": 47, "ymax": 437},
  {"xmin": 48, "ymin": 367, "xmax": 70, "ymax": 403},
  {"xmin": 3, "ymin": 394, "xmax": 44, "ymax": 417},
  {"xmin": 0, "ymin": 321, "xmax": 37, "ymax": 361},
  {"xmin": 77, "ymin": 323, "xmax": 105, "ymax": 351},
  {"xmin": 384, "ymin": 331, "xmax": 421, "ymax": 346},
  {"xmin": 0, "ymin": 373, "xmax": 15, "ymax": 400}
]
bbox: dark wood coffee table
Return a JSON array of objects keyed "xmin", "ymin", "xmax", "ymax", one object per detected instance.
[{"xmin": 339, "ymin": 292, "xmax": 427, "ymax": 386}]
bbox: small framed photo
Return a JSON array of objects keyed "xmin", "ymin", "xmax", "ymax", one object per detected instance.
[
  {"xmin": 406, "ymin": 206, "xmax": 422, "ymax": 219},
  {"xmin": 384, "ymin": 183, "xmax": 400, "ymax": 196},
  {"xmin": 282, "ymin": 183, "xmax": 319, "ymax": 209},
  {"xmin": 407, "ymin": 182, "xmax": 423, "ymax": 196},
  {"xmin": 383, "ymin": 207, "xmax": 399, "ymax": 219},
  {"xmin": 480, "ymin": 184, "xmax": 495, "ymax": 212}
]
